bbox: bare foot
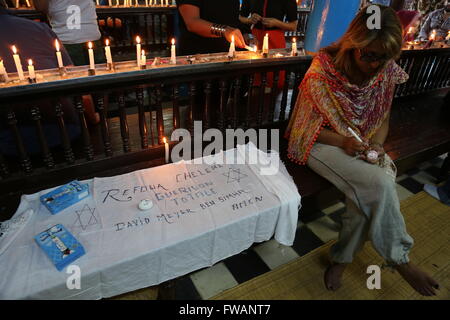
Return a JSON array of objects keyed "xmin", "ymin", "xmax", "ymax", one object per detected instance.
[
  {"xmin": 395, "ymin": 263, "xmax": 440, "ymax": 296},
  {"xmin": 324, "ymin": 263, "xmax": 347, "ymax": 291}
]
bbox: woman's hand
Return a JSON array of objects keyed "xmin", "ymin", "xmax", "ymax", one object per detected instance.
[
  {"xmin": 359, "ymin": 142, "xmax": 385, "ymax": 164},
  {"xmin": 224, "ymin": 27, "xmax": 246, "ymax": 48},
  {"xmin": 261, "ymin": 18, "xmax": 280, "ymax": 29},
  {"xmin": 341, "ymin": 137, "xmax": 368, "ymax": 157},
  {"xmin": 249, "ymin": 13, "xmax": 262, "ymax": 25}
]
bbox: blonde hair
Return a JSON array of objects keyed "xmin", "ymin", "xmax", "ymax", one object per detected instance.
[{"xmin": 323, "ymin": 5, "xmax": 403, "ymax": 77}]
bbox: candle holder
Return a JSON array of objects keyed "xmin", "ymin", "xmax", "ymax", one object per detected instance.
[
  {"xmin": 28, "ymin": 77, "xmax": 37, "ymax": 84},
  {"xmin": 263, "ymin": 53, "xmax": 269, "ymax": 58},
  {"xmin": 58, "ymin": 67, "xmax": 67, "ymax": 77},
  {"xmin": 88, "ymin": 69, "xmax": 96, "ymax": 76},
  {"xmin": 140, "ymin": 64, "xmax": 147, "ymax": 70},
  {"xmin": 151, "ymin": 57, "xmax": 161, "ymax": 66},
  {"xmin": 0, "ymin": 74, "xmax": 9, "ymax": 83},
  {"xmin": 107, "ymin": 63, "xmax": 115, "ymax": 72}
]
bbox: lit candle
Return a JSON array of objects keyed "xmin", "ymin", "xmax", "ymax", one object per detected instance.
[
  {"xmin": 108, "ymin": 0, "xmax": 112, "ymax": 6},
  {"xmin": 163, "ymin": 137, "xmax": 169, "ymax": 163},
  {"xmin": 263, "ymin": 33, "xmax": 269, "ymax": 55},
  {"xmin": 228, "ymin": 35, "xmax": 235, "ymax": 58},
  {"xmin": 136, "ymin": 36, "xmax": 141, "ymax": 66},
  {"xmin": 15, "ymin": 0, "xmax": 19, "ymax": 9},
  {"xmin": 0, "ymin": 59, "xmax": 9, "ymax": 83},
  {"xmin": 291, "ymin": 37, "xmax": 297, "ymax": 56},
  {"xmin": 55, "ymin": 40, "xmax": 64, "ymax": 69},
  {"xmin": 424, "ymin": 30, "xmax": 436, "ymax": 49},
  {"xmin": 145, "ymin": 0, "xmax": 148, "ymax": 6},
  {"xmin": 446, "ymin": 31, "xmax": 450, "ymax": 41},
  {"xmin": 96, "ymin": 0, "xmax": 100, "ymax": 6},
  {"xmin": 141, "ymin": 49, "xmax": 146, "ymax": 68},
  {"xmin": 170, "ymin": 38, "xmax": 176, "ymax": 64},
  {"xmin": 27, "ymin": 59, "xmax": 36, "ymax": 82},
  {"xmin": 11, "ymin": 46, "xmax": 25, "ymax": 80},
  {"xmin": 136, "ymin": 0, "xmax": 139, "ymax": 6},
  {"xmin": 406, "ymin": 27, "xmax": 415, "ymax": 42},
  {"xmin": 25, "ymin": 0, "xmax": 31, "ymax": 7},
  {"xmin": 105, "ymin": 39, "xmax": 113, "ymax": 65},
  {"xmin": 88, "ymin": 41, "xmax": 95, "ymax": 70}
]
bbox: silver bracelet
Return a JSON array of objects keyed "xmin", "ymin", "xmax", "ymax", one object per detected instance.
[{"xmin": 210, "ymin": 24, "xmax": 227, "ymax": 37}]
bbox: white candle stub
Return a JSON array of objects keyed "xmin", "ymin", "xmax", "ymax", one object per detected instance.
[
  {"xmin": 138, "ymin": 199, "xmax": 154, "ymax": 211},
  {"xmin": 367, "ymin": 150, "xmax": 379, "ymax": 161}
]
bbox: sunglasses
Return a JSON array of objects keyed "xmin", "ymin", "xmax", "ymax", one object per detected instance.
[{"xmin": 358, "ymin": 49, "xmax": 389, "ymax": 63}]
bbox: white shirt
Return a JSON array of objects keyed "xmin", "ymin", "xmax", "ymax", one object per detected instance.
[{"xmin": 47, "ymin": 0, "xmax": 101, "ymax": 44}]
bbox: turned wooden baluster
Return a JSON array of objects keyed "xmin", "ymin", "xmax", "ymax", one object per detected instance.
[
  {"xmin": 268, "ymin": 71, "xmax": 280, "ymax": 124},
  {"xmin": 55, "ymin": 102, "xmax": 75, "ymax": 164},
  {"xmin": 117, "ymin": 92, "xmax": 131, "ymax": 153},
  {"xmin": 257, "ymin": 72, "xmax": 267, "ymax": 127},
  {"xmin": 74, "ymin": 96, "xmax": 94, "ymax": 160},
  {"xmin": 136, "ymin": 87, "xmax": 149, "ymax": 149},
  {"xmin": 30, "ymin": 106, "xmax": 55, "ymax": 169},
  {"xmin": 218, "ymin": 80, "xmax": 227, "ymax": 132},
  {"xmin": 0, "ymin": 152, "xmax": 9, "ymax": 177},
  {"xmin": 203, "ymin": 81, "xmax": 212, "ymax": 131},
  {"xmin": 96, "ymin": 95, "xmax": 112, "ymax": 157},
  {"xmin": 245, "ymin": 75, "xmax": 254, "ymax": 129},
  {"xmin": 232, "ymin": 78, "xmax": 241, "ymax": 129},
  {"xmin": 7, "ymin": 109, "xmax": 32, "ymax": 174},
  {"xmin": 279, "ymin": 70, "xmax": 291, "ymax": 122},
  {"xmin": 172, "ymin": 85, "xmax": 180, "ymax": 130},
  {"xmin": 155, "ymin": 85, "xmax": 165, "ymax": 144},
  {"xmin": 189, "ymin": 82, "xmax": 196, "ymax": 134}
]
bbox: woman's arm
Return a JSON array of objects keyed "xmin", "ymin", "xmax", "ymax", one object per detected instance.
[
  {"xmin": 261, "ymin": 18, "xmax": 298, "ymax": 31},
  {"xmin": 317, "ymin": 128, "xmax": 367, "ymax": 156},
  {"xmin": 178, "ymin": 4, "xmax": 246, "ymax": 47}
]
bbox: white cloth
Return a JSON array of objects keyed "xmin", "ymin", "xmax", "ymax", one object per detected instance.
[
  {"xmin": 47, "ymin": 0, "xmax": 101, "ymax": 44},
  {"xmin": 0, "ymin": 144, "xmax": 301, "ymax": 300}
]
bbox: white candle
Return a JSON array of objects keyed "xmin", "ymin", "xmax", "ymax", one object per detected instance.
[
  {"xmin": 291, "ymin": 38, "xmax": 297, "ymax": 56},
  {"xmin": 105, "ymin": 39, "xmax": 113, "ymax": 64},
  {"xmin": 228, "ymin": 35, "xmax": 235, "ymax": 58},
  {"xmin": 0, "ymin": 59, "xmax": 9, "ymax": 82},
  {"xmin": 145, "ymin": 0, "xmax": 148, "ymax": 6},
  {"xmin": 108, "ymin": 0, "xmax": 112, "ymax": 6},
  {"xmin": 136, "ymin": 0, "xmax": 139, "ymax": 6},
  {"xmin": 163, "ymin": 137, "xmax": 169, "ymax": 163},
  {"xmin": 11, "ymin": 46, "xmax": 25, "ymax": 80},
  {"xmin": 55, "ymin": 40, "xmax": 64, "ymax": 68},
  {"xmin": 96, "ymin": 0, "xmax": 100, "ymax": 6},
  {"xmin": 141, "ymin": 49, "xmax": 146, "ymax": 66},
  {"xmin": 170, "ymin": 38, "xmax": 176, "ymax": 64},
  {"xmin": 27, "ymin": 59, "xmax": 36, "ymax": 80},
  {"xmin": 263, "ymin": 33, "xmax": 269, "ymax": 54},
  {"xmin": 25, "ymin": 0, "xmax": 31, "ymax": 7},
  {"xmin": 15, "ymin": 0, "xmax": 19, "ymax": 8},
  {"xmin": 88, "ymin": 42, "xmax": 95, "ymax": 70},
  {"xmin": 136, "ymin": 36, "xmax": 141, "ymax": 66}
]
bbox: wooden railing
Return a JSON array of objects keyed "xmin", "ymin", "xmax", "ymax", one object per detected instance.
[{"xmin": 0, "ymin": 48, "xmax": 449, "ymax": 196}]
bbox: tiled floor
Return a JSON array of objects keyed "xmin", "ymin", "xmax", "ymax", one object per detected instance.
[{"xmin": 173, "ymin": 154, "xmax": 448, "ymax": 300}]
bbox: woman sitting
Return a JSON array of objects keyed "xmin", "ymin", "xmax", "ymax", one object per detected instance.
[{"xmin": 285, "ymin": 5, "xmax": 439, "ymax": 296}]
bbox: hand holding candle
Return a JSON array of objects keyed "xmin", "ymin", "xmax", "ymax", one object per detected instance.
[{"xmin": 11, "ymin": 46, "xmax": 25, "ymax": 81}]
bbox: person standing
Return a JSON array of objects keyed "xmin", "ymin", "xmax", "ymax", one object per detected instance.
[
  {"xmin": 176, "ymin": 0, "xmax": 246, "ymax": 56},
  {"xmin": 33, "ymin": 0, "xmax": 103, "ymax": 66}
]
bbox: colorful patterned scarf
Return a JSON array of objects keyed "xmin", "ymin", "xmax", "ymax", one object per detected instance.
[{"xmin": 285, "ymin": 51, "xmax": 409, "ymax": 165}]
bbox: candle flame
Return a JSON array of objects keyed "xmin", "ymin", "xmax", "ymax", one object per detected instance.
[
  {"xmin": 136, "ymin": 36, "xmax": 141, "ymax": 44},
  {"xmin": 266, "ymin": 33, "xmax": 268, "ymax": 37},
  {"xmin": 28, "ymin": 59, "xmax": 33, "ymax": 66},
  {"xmin": 171, "ymin": 38, "xmax": 175, "ymax": 45},
  {"xmin": 163, "ymin": 137, "xmax": 167, "ymax": 144},
  {"xmin": 105, "ymin": 39, "xmax": 110, "ymax": 46},
  {"xmin": 12, "ymin": 45, "xmax": 17, "ymax": 54},
  {"xmin": 88, "ymin": 42, "xmax": 93, "ymax": 49},
  {"xmin": 408, "ymin": 27, "xmax": 413, "ymax": 33},
  {"xmin": 231, "ymin": 35, "xmax": 235, "ymax": 42},
  {"xmin": 55, "ymin": 39, "xmax": 60, "ymax": 52},
  {"xmin": 142, "ymin": 49, "xmax": 145, "ymax": 56},
  {"xmin": 293, "ymin": 37, "xmax": 296, "ymax": 43}
]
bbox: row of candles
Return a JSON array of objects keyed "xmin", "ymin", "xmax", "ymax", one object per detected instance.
[
  {"xmin": 405, "ymin": 28, "xmax": 450, "ymax": 49},
  {"xmin": 0, "ymin": 33, "xmax": 302, "ymax": 84},
  {"xmin": 96, "ymin": 0, "xmax": 173, "ymax": 6}
]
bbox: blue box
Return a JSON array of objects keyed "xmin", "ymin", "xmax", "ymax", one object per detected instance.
[
  {"xmin": 35, "ymin": 224, "xmax": 85, "ymax": 271},
  {"xmin": 40, "ymin": 181, "xmax": 89, "ymax": 215}
]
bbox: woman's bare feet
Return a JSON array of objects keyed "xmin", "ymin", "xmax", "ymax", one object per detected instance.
[
  {"xmin": 395, "ymin": 263, "xmax": 440, "ymax": 296},
  {"xmin": 324, "ymin": 263, "xmax": 347, "ymax": 291}
]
